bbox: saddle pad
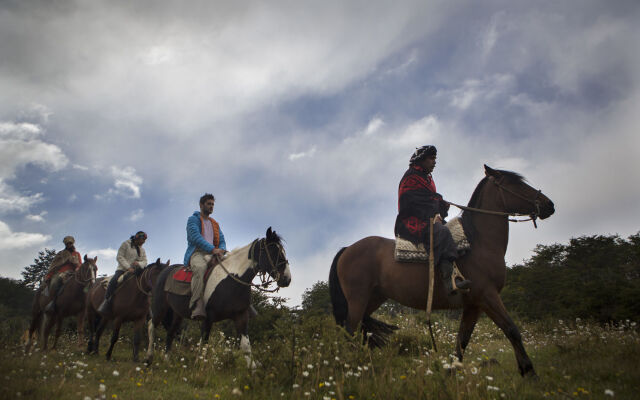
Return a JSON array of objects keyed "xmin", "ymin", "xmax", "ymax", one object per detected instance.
[
  {"xmin": 394, "ymin": 216, "xmax": 471, "ymax": 263},
  {"xmin": 173, "ymin": 268, "xmax": 193, "ymax": 283},
  {"xmin": 164, "ymin": 266, "xmax": 192, "ymax": 296}
]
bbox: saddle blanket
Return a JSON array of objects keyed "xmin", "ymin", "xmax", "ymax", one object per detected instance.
[{"xmin": 394, "ymin": 216, "xmax": 471, "ymax": 263}]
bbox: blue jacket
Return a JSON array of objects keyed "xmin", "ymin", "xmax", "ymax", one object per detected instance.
[{"xmin": 183, "ymin": 211, "xmax": 227, "ymax": 265}]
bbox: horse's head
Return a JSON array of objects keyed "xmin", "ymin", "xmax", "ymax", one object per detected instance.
[
  {"xmin": 256, "ymin": 227, "xmax": 291, "ymax": 287},
  {"xmin": 142, "ymin": 258, "xmax": 170, "ymax": 290},
  {"xmin": 81, "ymin": 254, "xmax": 99, "ymax": 283},
  {"xmin": 484, "ymin": 165, "xmax": 555, "ymax": 220}
]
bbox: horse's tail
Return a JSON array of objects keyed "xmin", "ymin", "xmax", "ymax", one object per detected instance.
[
  {"xmin": 329, "ymin": 247, "xmax": 348, "ymax": 326},
  {"xmin": 362, "ymin": 315, "xmax": 399, "ymax": 348}
]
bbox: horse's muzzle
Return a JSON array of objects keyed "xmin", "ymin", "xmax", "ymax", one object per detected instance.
[{"xmin": 539, "ymin": 200, "xmax": 555, "ymax": 220}]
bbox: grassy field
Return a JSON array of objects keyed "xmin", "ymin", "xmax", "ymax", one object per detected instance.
[{"xmin": 1, "ymin": 313, "xmax": 638, "ymax": 399}]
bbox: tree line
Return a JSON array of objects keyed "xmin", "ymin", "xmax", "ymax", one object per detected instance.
[{"xmin": 1, "ymin": 231, "xmax": 639, "ymax": 333}]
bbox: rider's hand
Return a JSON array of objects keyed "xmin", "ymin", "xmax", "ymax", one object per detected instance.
[
  {"xmin": 127, "ymin": 267, "xmax": 135, "ymax": 273},
  {"xmin": 212, "ymin": 248, "xmax": 225, "ymax": 256},
  {"xmin": 434, "ymin": 214, "xmax": 443, "ymax": 224}
]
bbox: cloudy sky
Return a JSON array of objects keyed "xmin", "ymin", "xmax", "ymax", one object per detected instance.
[{"xmin": 1, "ymin": 0, "xmax": 639, "ymax": 305}]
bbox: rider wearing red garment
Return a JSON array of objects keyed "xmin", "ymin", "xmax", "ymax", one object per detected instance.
[
  {"xmin": 394, "ymin": 145, "xmax": 471, "ymax": 295},
  {"xmin": 44, "ymin": 236, "xmax": 82, "ymax": 312}
]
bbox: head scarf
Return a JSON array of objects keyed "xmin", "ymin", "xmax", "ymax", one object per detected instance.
[
  {"xmin": 63, "ymin": 236, "xmax": 75, "ymax": 245},
  {"xmin": 409, "ymin": 145, "xmax": 437, "ymax": 165}
]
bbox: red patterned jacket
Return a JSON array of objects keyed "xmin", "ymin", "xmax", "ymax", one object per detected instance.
[{"xmin": 394, "ymin": 165, "xmax": 449, "ymax": 245}]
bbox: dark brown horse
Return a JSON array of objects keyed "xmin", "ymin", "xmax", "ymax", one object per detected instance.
[
  {"xmin": 146, "ymin": 228, "xmax": 291, "ymax": 367},
  {"xmin": 329, "ymin": 165, "xmax": 555, "ymax": 377},
  {"xmin": 85, "ymin": 259, "xmax": 169, "ymax": 361},
  {"xmin": 25, "ymin": 255, "xmax": 98, "ymax": 352}
]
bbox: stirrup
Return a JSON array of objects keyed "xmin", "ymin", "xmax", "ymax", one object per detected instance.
[{"xmin": 451, "ymin": 263, "xmax": 471, "ymax": 293}]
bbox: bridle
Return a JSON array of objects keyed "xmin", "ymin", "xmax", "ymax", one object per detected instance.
[
  {"xmin": 445, "ymin": 175, "xmax": 544, "ymax": 228},
  {"xmin": 215, "ymin": 238, "xmax": 287, "ymax": 293},
  {"xmin": 74, "ymin": 261, "xmax": 97, "ymax": 285}
]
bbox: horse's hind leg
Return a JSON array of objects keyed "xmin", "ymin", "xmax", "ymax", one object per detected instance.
[
  {"xmin": 25, "ymin": 311, "xmax": 43, "ymax": 352},
  {"xmin": 455, "ymin": 305, "xmax": 481, "ymax": 362},
  {"xmin": 481, "ymin": 291, "xmax": 535, "ymax": 377},
  {"xmin": 76, "ymin": 312, "xmax": 86, "ymax": 349}
]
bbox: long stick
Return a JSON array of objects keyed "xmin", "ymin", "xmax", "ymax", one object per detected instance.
[{"xmin": 426, "ymin": 217, "xmax": 437, "ymax": 352}]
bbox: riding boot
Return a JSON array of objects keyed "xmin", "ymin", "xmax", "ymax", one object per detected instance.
[
  {"xmin": 97, "ymin": 296, "xmax": 113, "ymax": 314},
  {"xmin": 439, "ymin": 260, "xmax": 471, "ymax": 295},
  {"xmin": 191, "ymin": 299, "xmax": 206, "ymax": 320},
  {"xmin": 98, "ymin": 271, "xmax": 121, "ymax": 314}
]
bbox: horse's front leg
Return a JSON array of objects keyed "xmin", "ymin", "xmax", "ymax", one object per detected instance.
[
  {"xmin": 41, "ymin": 314, "xmax": 55, "ymax": 351},
  {"xmin": 481, "ymin": 291, "xmax": 536, "ymax": 378},
  {"xmin": 77, "ymin": 311, "xmax": 86, "ymax": 350},
  {"xmin": 455, "ymin": 304, "xmax": 481, "ymax": 362},
  {"xmin": 145, "ymin": 319, "xmax": 156, "ymax": 364},
  {"xmin": 132, "ymin": 318, "xmax": 145, "ymax": 362},
  {"xmin": 51, "ymin": 317, "xmax": 64, "ymax": 350},
  {"xmin": 233, "ymin": 310, "xmax": 256, "ymax": 369},
  {"xmin": 105, "ymin": 319, "xmax": 122, "ymax": 361}
]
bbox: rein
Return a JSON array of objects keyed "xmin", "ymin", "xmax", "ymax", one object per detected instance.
[
  {"xmin": 215, "ymin": 239, "xmax": 283, "ymax": 293},
  {"xmin": 444, "ymin": 176, "xmax": 542, "ymax": 228}
]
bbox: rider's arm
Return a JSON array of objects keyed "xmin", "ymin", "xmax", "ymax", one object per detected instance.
[
  {"xmin": 116, "ymin": 241, "xmax": 131, "ymax": 270},
  {"xmin": 138, "ymin": 247, "xmax": 148, "ymax": 268}
]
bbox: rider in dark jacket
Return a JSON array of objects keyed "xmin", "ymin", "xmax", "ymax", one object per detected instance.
[{"xmin": 394, "ymin": 145, "xmax": 471, "ymax": 295}]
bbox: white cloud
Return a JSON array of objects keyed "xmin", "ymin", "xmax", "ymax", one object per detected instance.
[
  {"xmin": 86, "ymin": 248, "xmax": 117, "ymax": 275},
  {"xmin": 0, "ymin": 117, "xmax": 68, "ymax": 215},
  {"xmin": 289, "ymin": 146, "xmax": 317, "ymax": 161},
  {"xmin": 108, "ymin": 166, "xmax": 143, "ymax": 199},
  {"xmin": 129, "ymin": 208, "xmax": 144, "ymax": 222},
  {"xmin": 0, "ymin": 180, "xmax": 44, "ymax": 213},
  {"xmin": 0, "ymin": 122, "xmax": 42, "ymax": 140},
  {"xmin": 0, "ymin": 220, "xmax": 50, "ymax": 250},
  {"xmin": 26, "ymin": 211, "xmax": 47, "ymax": 222}
]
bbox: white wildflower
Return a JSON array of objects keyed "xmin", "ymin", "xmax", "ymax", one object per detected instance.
[
  {"xmin": 112, "ymin": 370, "xmax": 119, "ymax": 377},
  {"xmin": 99, "ymin": 384, "xmax": 106, "ymax": 393},
  {"xmin": 470, "ymin": 367, "xmax": 478, "ymax": 375},
  {"xmin": 487, "ymin": 385, "xmax": 500, "ymax": 391},
  {"xmin": 135, "ymin": 367, "xmax": 141, "ymax": 372},
  {"xmin": 302, "ymin": 371, "xmax": 309, "ymax": 377},
  {"xmin": 292, "ymin": 384, "xmax": 300, "ymax": 389},
  {"xmin": 307, "ymin": 364, "xmax": 313, "ymax": 369},
  {"xmin": 604, "ymin": 389, "xmax": 615, "ymax": 397},
  {"xmin": 486, "ymin": 376, "xmax": 494, "ymax": 381}
]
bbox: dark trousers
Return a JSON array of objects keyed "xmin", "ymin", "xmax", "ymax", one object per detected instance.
[
  {"xmin": 105, "ymin": 270, "xmax": 125, "ymax": 300},
  {"xmin": 427, "ymin": 223, "xmax": 458, "ymax": 266}
]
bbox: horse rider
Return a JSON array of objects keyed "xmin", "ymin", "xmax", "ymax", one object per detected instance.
[
  {"xmin": 44, "ymin": 236, "xmax": 82, "ymax": 312},
  {"xmin": 185, "ymin": 193, "xmax": 227, "ymax": 320},
  {"xmin": 97, "ymin": 231, "xmax": 148, "ymax": 314},
  {"xmin": 394, "ymin": 145, "xmax": 471, "ymax": 295}
]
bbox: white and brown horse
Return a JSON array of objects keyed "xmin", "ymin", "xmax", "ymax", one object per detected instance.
[{"xmin": 146, "ymin": 227, "xmax": 291, "ymax": 367}]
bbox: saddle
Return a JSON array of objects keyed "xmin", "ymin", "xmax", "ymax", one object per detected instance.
[
  {"xmin": 164, "ymin": 258, "xmax": 219, "ymax": 296},
  {"xmin": 42, "ymin": 270, "xmax": 74, "ymax": 297},
  {"xmin": 394, "ymin": 217, "xmax": 471, "ymax": 263},
  {"xmin": 99, "ymin": 271, "xmax": 134, "ymax": 290}
]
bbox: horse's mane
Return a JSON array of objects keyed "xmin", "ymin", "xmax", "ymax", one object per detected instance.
[{"xmin": 461, "ymin": 169, "xmax": 526, "ymax": 243}]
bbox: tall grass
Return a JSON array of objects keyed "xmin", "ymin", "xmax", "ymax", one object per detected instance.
[{"xmin": 2, "ymin": 313, "xmax": 638, "ymax": 399}]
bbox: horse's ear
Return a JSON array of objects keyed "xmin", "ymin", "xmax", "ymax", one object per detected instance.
[
  {"xmin": 166, "ymin": 259, "xmax": 170, "ymax": 265},
  {"xmin": 156, "ymin": 257, "xmax": 161, "ymax": 264},
  {"xmin": 84, "ymin": 254, "xmax": 88, "ymax": 261},
  {"xmin": 93, "ymin": 256, "xmax": 98, "ymax": 262},
  {"xmin": 484, "ymin": 164, "xmax": 498, "ymax": 177},
  {"xmin": 266, "ymin": 226, "xmax": 273, "ymax": 238}
]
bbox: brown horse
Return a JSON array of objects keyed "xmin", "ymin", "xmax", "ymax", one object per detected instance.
[
  {"xmin": 146, "ymin": 228, "xmax": 291, "ymax": 367},
  {"xmin": 85, "ymin": 259, "xmax": 169, "ymax": 362},
  {"xmin": 329, "ymin": 165, "xmax": 555, "ymax": 377},
  {"xmin": 25, "ymin": 255, "xmax": 98, "ymax": 352}
]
